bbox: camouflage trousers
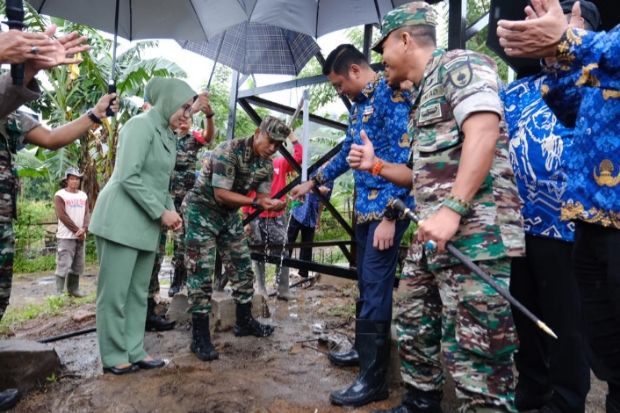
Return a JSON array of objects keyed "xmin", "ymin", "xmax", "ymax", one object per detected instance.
[
  {"xmin": 0, "ymin": 222, "xmax": 14, "ymax": 323},
  {"xmin": 147, "ymin": 196, "xmax": 187, "ymax": 299},
  {"xmin": 171, "ymin": 196, "xmax": 187, "ymax": 270},
  {"xmin": 396, "ymin": 254, "xmax": 518, "ymax": 413},
  {"xmin": 147, "ymin": 228, "xmax": 167, "ymax": 299},
  {"xmin": 184, "ymin": 203, "xmax": 254, "ymax": 314}
]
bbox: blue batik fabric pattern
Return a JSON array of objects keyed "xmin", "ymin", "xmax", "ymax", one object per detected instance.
[
  {"xmin": 542, "ymin": 26, "xmax": 620, "ymax": 229},
  {"xmin": 314, "ymin": 74, "xmax": 414, "ymax": 223},
  {"xmin": 501, "ymin": 73, "xmax": 575, "ymax": 242},
  {"xmin": 291, "ymin": 179, "xmax": 334, "ymax": 228}
]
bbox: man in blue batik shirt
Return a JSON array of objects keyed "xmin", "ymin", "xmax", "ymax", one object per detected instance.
[
  {"xmin": 291, "ymin": 44, "xmax": 413, "ymax": 408},
  {"xmin": 498, "ymin": 1, "xmax": 620, "ymax": 411},
  {"xmin": 500, "ymin": 4, "xmax": 599, "ymax": 412}
]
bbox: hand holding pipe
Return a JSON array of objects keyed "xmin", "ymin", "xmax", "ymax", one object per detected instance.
[{"xmin": 391, "ymin": 199, "xmax": 557, "ymax": 339}]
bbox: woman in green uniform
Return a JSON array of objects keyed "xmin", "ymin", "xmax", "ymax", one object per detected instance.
[{"xmin": 89, "ymin": 77, "xmax": 197, "ymax": 375}]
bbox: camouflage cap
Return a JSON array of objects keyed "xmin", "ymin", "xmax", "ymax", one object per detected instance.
[
  {"xmin": 372, "ymin": 2, "xmax": 438, "ymax": 54},
  {"xmin": 260, "ymin": 115, "xmax": 290, "ymax": 142}
]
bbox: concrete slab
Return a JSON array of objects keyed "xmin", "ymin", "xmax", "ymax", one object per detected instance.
[
  {"xmin": 166, "ymin": 291, "xmax": 268, "ymax": 332},
  {"xmin": 0, "ymin": 340, "xmax": 61, "ymax": 393}
]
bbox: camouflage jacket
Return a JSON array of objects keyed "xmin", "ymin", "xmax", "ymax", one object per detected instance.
[
  {"xmin": 407, "ymin": 48, "xmax": 525, "ymax": 270},
  {"xmin": 0, "ymin": 111, "xmax": 40, "ymax": 222},
  {"xmin": 169, "ymin": 131, "xmax": 205, "ymax": 200},
  {"xmin": 186, "ymin": 136, "xmax": 273, "ymax": 215}
]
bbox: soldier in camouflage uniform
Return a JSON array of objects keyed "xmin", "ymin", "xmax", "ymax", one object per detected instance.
[
  {"xmin": 183, "ymin": 115, "xmax": 288, "ymax": 362},
  {"xmin": 348, "ymin": 3, "xmax": 526, "ymax": 412},
  {"xmin": 144, "ymin": 94, "xmax": 214, "ymax": 332},
  {"xmin": 0, "ymin": 28, "xmax": 93, "ymax": 412}
]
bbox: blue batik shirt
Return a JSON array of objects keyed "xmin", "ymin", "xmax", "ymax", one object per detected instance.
[
  {"xmin": 314, "ymin": 74, "xmax": 414, "ymax": 223},
  {"xmin": 291, "ymin": 179, "xmax": 335, "ymax": 228},
  {"xmin": 542, "ymin": 27, "xmax": 620, "ymax": 230},
  {"xmin": 501, "ymin": 73, "xmax": 575, "ymax": 241}
]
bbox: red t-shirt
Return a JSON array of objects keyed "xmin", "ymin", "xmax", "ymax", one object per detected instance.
[{"xmin": 242, "ymin": 142, "xmax": 303, "ymax": 218}]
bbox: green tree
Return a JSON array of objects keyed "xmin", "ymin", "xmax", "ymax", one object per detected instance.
[
  {"xmin": 463, "ymin": 0, "xmax": 509, "ymax": 82},
  {"xmin": 11, "ymin": 5, "xmax": 186, "ymax": 206}
]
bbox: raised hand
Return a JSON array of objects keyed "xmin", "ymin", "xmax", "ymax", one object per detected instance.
[
  {"xmin": 192, "ymin": 92, "xmax": 211, "ymax": 115},
  {"xmin": 348, "ymin": 130, "xmax": 376, "ymax": 171},
  {"xmin": 0, "ymin": 30, "xmax": 56, "ymax": 64},
  {"xmin": 27, "ymin": 29, "xmax": 90, "ymax": 72},
  {"xmin": 497, "ymin": 0, "xmax": 568, "ymax": 58}
]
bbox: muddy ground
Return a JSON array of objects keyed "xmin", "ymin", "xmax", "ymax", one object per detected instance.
[{"xmin": 2, "ymin": 265, "xmax": 609, "ymax": 413}]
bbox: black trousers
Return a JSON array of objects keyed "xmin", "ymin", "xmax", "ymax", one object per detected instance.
[
  {"xmin": 510, "ymin": 235, "xmax": 590, "ymax": 413},
  {"xmin": 287, "ymin": 216, "xmax": 315, "ymax": 277},
  {"xmin": 573, "ymin": 222, "xmax": 620, "ymax": 406}
]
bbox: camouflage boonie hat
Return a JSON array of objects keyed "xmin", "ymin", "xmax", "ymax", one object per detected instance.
[
  {"xmin": 372, "ymin": 2, "xmax": 438, "ymax": 53},
  {"xmin": 260, "ymin": 116, "xmax": 290, "ymax": 142}
]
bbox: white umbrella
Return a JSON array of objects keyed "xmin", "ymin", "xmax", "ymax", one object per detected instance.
[{"xmin": 250, "ymin": 0, "xmax": 412, "ymax": 38}]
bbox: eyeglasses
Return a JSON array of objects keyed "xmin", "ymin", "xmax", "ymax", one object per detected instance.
[{"xmin": 181, "ymin": 105, "xmax": 193, "ymax": 117}]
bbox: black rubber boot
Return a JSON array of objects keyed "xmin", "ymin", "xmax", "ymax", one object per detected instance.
[
  {"xmin": 0, "ymin": 388, "xmax": 20, "ymax": 411},
  {"xmin": 168, "ymin": 266, "xmax": 185, "ymax": 297},
  {"xmin": 234, "ymin": 302, "xmax": 274, "ymax": 337},
  {"xmin": 190, "ymin": 313, "xmax": 219, "ymax": 361},
  {"xmin": 371, "ymin": 386, "xmax": 443, "ymax": 413},
  {"xmin": 329, "ymin": 319, "xmax": 391, "ymax": 407},
  {"xmin": 328, "ymin": 299, "xmax": 363, "ymax": 367},
  {"xmin": 145, "ymin": 298, "xmax": 176, "ymax": 331}
]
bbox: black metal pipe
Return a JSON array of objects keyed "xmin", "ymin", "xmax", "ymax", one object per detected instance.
[
  {"xmin": 38, "ymin": 327, "xmax": 96, "ymax": 344},
  {"xmin": 391, "ymin": 199, "xmax": 557, "ymax": 339}
]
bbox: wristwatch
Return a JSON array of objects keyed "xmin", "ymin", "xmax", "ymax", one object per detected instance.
[
  {"xmin": 383, "ymin": 206, "xmax": 397, "ymax": 221},
  {"xmin": 251, "ymin": 197, "xmax": 259, "ymax": 209},
  {"xmin": 87, "ymin": 109, "xmax": 103, "ymax": 125}
]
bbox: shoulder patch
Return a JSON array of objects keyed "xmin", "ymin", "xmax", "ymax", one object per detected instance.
[{"xmin": 448, "ymin": 63, "xmax": 473, "ymax": 89}]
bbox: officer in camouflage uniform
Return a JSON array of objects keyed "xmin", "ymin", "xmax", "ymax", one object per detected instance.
[
  {"xmin": 0, "ymin": 112, "xmax": 41, "ymax": 323},
  {"xmin": 144, "ymin": 96, "xmax": 214, "ymax": 332},
  {"xmin": 183, "ymin": 115, "xmax": 288, "ymax": 362},
  {"xmin": 348, "ymin": 3, "xmax": 526, "ymax": 412},
  {"xmin": 0, "ymin": 29, "xmax": 96, "ymax": 411}
]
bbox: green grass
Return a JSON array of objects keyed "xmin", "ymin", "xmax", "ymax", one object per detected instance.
[
  {"xmin": 0, "ymin": 291, "xmax": 96, "ymax": 335},
  {"xmin": 322, "ymin": 302, "xmax": 356, "ymax": 318}
]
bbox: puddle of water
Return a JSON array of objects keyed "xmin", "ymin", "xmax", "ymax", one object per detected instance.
[{"xmin": 38, "ymin": 276, "xmax": 55, "ymax": 285}]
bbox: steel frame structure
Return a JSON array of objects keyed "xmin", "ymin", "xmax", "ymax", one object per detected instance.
[{"xmin": 228, "ymin": 0, "xmax": 489, "ymax": 278}]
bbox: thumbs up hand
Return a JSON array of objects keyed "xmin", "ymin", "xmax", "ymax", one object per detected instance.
[{"xmin": 348, "ymin": 130, "xmax": 376, "ymax": 171}]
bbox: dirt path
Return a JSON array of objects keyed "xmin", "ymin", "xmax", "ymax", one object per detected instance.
[{"xmin": 3, "ymin": 271, "xmax": 609, "ymax": 413}]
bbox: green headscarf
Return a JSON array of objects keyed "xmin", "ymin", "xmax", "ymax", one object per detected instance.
[{"xmin": 144, "ymin": 77, "xmax": 196, "ymax": 125}]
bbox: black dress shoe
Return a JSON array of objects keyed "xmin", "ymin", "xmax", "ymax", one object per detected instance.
[
  {"xmin": 102, "ymin": 364, "xmax": 140, "ymax": 375},
  {"xmin": 134, "ymin": 359, "xmax": 166, "ymax": 369}
]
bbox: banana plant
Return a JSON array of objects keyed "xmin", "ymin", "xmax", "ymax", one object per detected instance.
[{"xmin": 13, "ymin": 6, "xmax": 186, "ymax": 208}]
